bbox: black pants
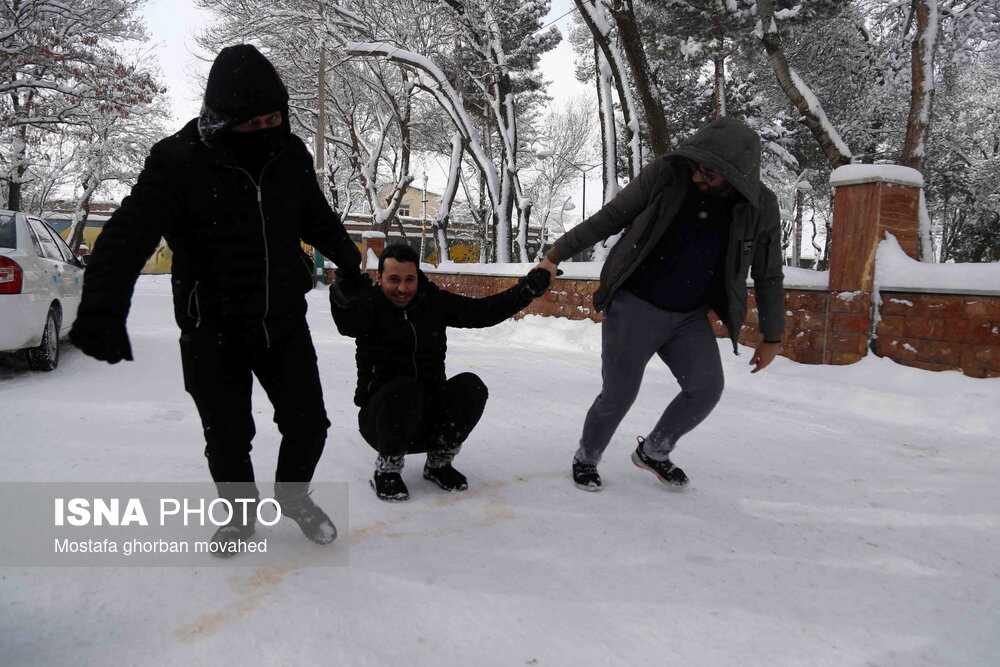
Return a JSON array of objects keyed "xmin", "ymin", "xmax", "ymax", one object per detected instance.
[
  {"xmin": 359, "ymin": 373, "xmax": 488, "ymax": 469},
  {"xmin": 179, "ymin": 320, "xmax": 330, "ymax": 497}
]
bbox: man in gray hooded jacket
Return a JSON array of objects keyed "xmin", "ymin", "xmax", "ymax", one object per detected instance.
[{"xmin": 536, "ymin": 117, "xmax": 784, "ymax": 491}]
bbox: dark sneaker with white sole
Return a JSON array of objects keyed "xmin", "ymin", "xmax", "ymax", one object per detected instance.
[
  {"xmin": 423, "ymin": 463, "xmax": 468, "ymax": 491},
  {"xmin": 572, "ymin": 461, "xmax": 602, "ymax": 491},
  {"xmin": 371, "ymin": 471, "xmax": 410, "ymax": 502},
  {"xmin": 632, "ymin": 437, "xmax": 688, "ymax": 488}
]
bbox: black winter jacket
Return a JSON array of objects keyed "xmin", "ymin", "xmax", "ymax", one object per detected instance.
[
  {"xmin": 77, "ymin": 119, "xmax": 361, "ymax": 343},
  {"xmin": 547, "ymin": 117, "xmax": 784, "ymax": 351},
  {"xmin": 331, "ymin": 272, "xmax": 533, "ymax": 407}
]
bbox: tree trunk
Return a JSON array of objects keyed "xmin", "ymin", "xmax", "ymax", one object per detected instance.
[
  {"xmin": 595, "ymin": 45, "xmax": 619, "ymax": 204},
  {"xmin": 792, "ymin": 188, "xmax": 803, "ymax": 268},
  {"xmin": 755, "ymin": 0, "xmax": 852, "ymax": 168},
  {"xmin": 713, "ymin": 11, "xmax": 727, "ymax": 119},
  {"xmin": 609, "ymin": 0, "xmax": 671, "ymax": 155},
  {"xmin": 574, "ymin": 0, "xmax": 641, "ymax": 177},
  {"xmin": 6, "ymin": 125, "xmax": 28, "ymax": 212},
  {"xmin": 67, "ymin": 173, "xmax": 98, "ymax": 253},
  {"xmin": 432, "ymin": 132, "xmax": 464, "ymax": 265},
  {"xmin": 902, "ymin": 0, "xmax": 937, "ymax": 175}
]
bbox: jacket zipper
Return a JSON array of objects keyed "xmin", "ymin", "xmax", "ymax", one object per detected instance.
[
  {"xmin": 234, "ymin": 154, "xmax": 281, "ymax": 348},
  {"xmin": 403, "ymin": 310, "xmax": 418, "ymax": 378},
  {"xmin": 187, "ymin": 281, "xmax": 202, "ymax": 328}
]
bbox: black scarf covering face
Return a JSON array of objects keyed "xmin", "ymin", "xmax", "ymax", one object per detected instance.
[
  {"xmin": 217, "ymin": 124, "xmax": 289, "ymax": 177},
  {"xmin": 197, "ymin": 44, "xmax": 291, "ymax": 149}
]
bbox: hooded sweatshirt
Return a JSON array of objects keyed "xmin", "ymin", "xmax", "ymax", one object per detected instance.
[{"xmin": 546, "ymin": 117, "xmax": 784, "ymax": 351}]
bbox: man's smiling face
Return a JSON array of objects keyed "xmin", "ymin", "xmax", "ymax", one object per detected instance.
[{"xmin": 378, "ymin": 258, "xmax": 418, "ymax": 308}]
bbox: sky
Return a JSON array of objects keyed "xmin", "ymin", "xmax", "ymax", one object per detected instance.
[
  {"xmin": 2, "ymin": 276, "xmax": 998, "ymax": 664},
  {"xmin": 140, "ymin": 0, "xmax": 214, "ymax": 128},
  {"xmin": 142, "ymin": 0, "xmax": 592, "ymax": 127}
]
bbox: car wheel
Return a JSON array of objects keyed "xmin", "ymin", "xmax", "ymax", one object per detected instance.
[{"xmin": 26, "ymin": 308, "xmax": 60, "ymax": 371}]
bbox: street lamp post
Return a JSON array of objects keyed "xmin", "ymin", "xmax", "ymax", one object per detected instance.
[
  {"xmin": 535, "ymin": 149, "xmax": 600, "ymax": 226},
  {"xmin": 558, "ymin": 197, "xmax": 575, "ymax": 236}
]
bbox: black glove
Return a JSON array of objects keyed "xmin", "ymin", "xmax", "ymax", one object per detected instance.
[
  {"xmin": 329, "ymin": 268, "xmax": 372, "ymax": 308},
  {"xmin": 516, "ymin": 267, "xmax": 551, "ymax": 299},
  {"xmin": 69, "ymin": 314, "xmax": 133, "ymax": 364}
]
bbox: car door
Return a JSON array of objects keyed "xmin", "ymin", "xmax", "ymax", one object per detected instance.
[
  {"xmin": 26, "ymin": 217, "xmax": 79, "ymax": 332},
  {"xmin": 40, "ymin": 220, "xmax": 85, "ymax": 329},
  {"xmin": 19, "ymin": 215, "xmax": 54, "ymax": 303}
]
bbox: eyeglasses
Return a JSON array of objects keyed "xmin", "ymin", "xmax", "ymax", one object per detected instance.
[{"xmin": 692, "ymin": 163, "xmax": 722, "ymax": 181}]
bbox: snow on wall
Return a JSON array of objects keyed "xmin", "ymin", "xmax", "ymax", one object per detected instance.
[
  {"xmin": 420, "ymin": 239, "xmax": 999, "ymax": 295},
  {"xmin": 830, "ymin": 165, "xmax": 924, "ymax": 188},
  {"xmin": 876, "ymin": 234, "xmax": 1000, "ymax": 294}
]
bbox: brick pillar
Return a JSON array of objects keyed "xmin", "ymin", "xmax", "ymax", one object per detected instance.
[
  {"xmin": 361, "ymin": 232, "xmax": 386, "ymax": 272},
  {"xmin": 828, "ymin": 165, "xmax": 923, "ymax": 292},
  {"xmin": 824, "ymin": 165, "xmax": 923, "ymax": 364}
]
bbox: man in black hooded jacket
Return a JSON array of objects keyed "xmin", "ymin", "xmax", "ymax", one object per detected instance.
[
  {"xmin": 331, "ymin": 244, "xmax": 550, "ymax": 502},
  {"xmin": 536, "ymin": 117, "xmax": 785, "ymax": 492},
  {"xmin": 70, "ymin": 45, "xmax": 361, "ymax": 551}
]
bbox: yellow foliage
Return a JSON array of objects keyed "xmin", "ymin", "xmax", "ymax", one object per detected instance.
[{"xmin": 448, "ymin": 243, "xmax": 480, "ymax": 263}]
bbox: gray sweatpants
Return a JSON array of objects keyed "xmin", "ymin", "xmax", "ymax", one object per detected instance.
[{"xmin": 574, "ymin": 290, "xmax": 725, "ymax": 466}]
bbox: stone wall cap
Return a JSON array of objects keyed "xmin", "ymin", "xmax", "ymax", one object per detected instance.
[
  {"xmin": 878, "ymin": 285, "xmax": 1000, "ymax": 297},
  {"xmin": 830, "ymin": 165, "xmax": 924, "ymax": 188}
]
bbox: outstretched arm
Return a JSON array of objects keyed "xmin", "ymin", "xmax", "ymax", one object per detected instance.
[
  {"xmin": 442, "ymin": 268, "xmax": 550, "ymax": 329},
  {"xmin": 536, "ymin": 157, "xmax": 666, "ymax": 285}
]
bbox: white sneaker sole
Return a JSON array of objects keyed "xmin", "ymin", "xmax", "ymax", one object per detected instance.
[{"xmin": 631, "ymin": 451, "xmax": 689, "ymax": 490}]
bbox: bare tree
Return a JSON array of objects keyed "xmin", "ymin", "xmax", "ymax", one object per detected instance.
[
  {"xmin": 1, "ymin": 0, "xmax": 153, "ymax": 210},
  {"xmin": 526, "ymin": 95, "xmax": 598, "ymax": 255}
]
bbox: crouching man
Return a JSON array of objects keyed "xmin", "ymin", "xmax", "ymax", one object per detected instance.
[{"xmin": 330, "ymin": 244, "xmax": 550, "ymax": 501}]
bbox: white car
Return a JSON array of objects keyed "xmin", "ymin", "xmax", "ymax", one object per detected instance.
[{"xmin": 0, "ymin": 210, "xmax": 85, "ymax": 370}]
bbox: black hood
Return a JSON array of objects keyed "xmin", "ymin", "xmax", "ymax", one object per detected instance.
[
  {"xmin": 197, "ymin": 44, "xmax": 290, "ymax": 144},
  {"xmin": 667, "ymin": 117, "xmax": 762, "ymax": 205}
]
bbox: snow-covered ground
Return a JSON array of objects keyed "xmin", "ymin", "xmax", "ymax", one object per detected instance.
[{"xmin": 2, "ymin": 276, "xmax": 998, "ymax": 666}]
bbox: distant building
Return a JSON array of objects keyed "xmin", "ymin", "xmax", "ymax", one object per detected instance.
[
  {"xmin": 43, "ymin": 202, "xmax": 171, "ymax": 274},
  {"xmin": 340, "ymin": 183, "xmax": 541, "ymax": 263}
]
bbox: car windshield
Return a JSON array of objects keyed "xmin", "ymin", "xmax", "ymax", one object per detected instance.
[{"xmin": 0, "ymin": 213, "xmax": 15, "ymax": 249}]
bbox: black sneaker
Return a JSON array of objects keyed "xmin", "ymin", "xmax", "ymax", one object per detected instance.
[
  {"xmin": 210, "ymin": 521, "xmax": 256, "ymax": 558},
  {"xmin": 572, "ymin": 461, "xmax": 602, "ymax": 492},
  {"xmin": 275, "ymin": 487, "xmax": 338, "ymax": 544},
  {"xmin": 371, "ymin": 471, "xmax": 410, "ymax": 502},
  {"xmin": 423, "ymin": 463, "xmax": 468, "ymax": 492},
  {"xmin": 632, "ymin": 437, "xmax": 688, "ymax": 488}
]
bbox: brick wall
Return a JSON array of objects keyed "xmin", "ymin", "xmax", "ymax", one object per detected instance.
[
  {"xmin": 714, "ymin": 288, "xmax": 873, "ymax": 366},
  {"xmin": 429, "ymin": 273, "xmax": 602, "ymax": 322},
  {"xmin": 407, "ymin": 272, "xmax": 1000, "ymax": 379},
  {"xmin": 423, "ymin": 275, "xmax": 879, "ymax": 366},
  {"xmin": 352, "ymin": 171, "xmax": 999, "ymax": 379},
  {"xmin": 874, "ymin": 292, "xmax": 1000, "ymax": 378}
]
